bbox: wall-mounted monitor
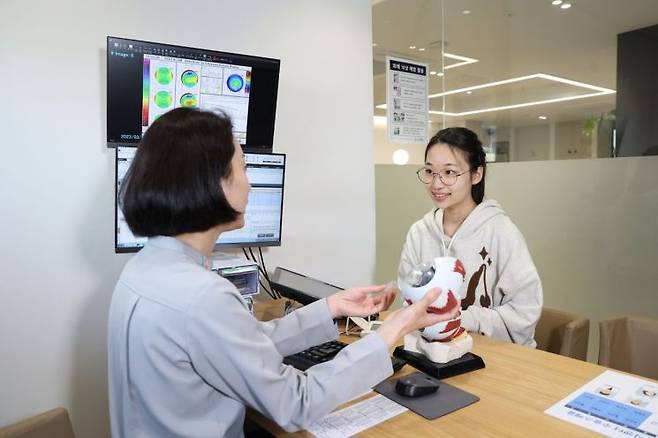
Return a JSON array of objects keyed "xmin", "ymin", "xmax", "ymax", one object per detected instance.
[
  {"xmin": 115, "ymin": 147, "xmax": 286, "ymax": 253},
  {"xmin": 107, "ymin": 36, "xmax": 280, "ymax": 149}
]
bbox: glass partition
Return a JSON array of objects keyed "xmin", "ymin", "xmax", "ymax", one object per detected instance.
[{"xmin": 373, "ymin": 0, "xmax": 658, "ymax": 164}]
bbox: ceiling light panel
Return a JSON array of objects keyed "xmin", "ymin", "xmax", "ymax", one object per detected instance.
[
  {"xmin": 377, "ymin": 73, "xmax": 615, "ymax": 117},
  {"xmin": 443, "ymin": 52, "xmax": 479, "ymax": 70}
]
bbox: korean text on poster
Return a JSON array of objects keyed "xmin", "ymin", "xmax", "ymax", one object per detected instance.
[{"xmin": 386, "ymin": 57, "xmax": 428, "ymax": 144}]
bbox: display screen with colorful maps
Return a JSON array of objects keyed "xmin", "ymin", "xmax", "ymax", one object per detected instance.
[{"xmin": 107, "ymin": 36, "xmax": 279, "ymax": 149}]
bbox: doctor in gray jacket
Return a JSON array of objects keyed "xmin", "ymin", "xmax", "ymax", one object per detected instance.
[{"xmin": 108, "ymin": 107, "xmax": 460, "ymax": 438}]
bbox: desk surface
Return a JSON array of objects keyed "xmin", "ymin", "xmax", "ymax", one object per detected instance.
[{"xmin": 251, "ymin": 300, "xmax": 609, "ymax": 437}]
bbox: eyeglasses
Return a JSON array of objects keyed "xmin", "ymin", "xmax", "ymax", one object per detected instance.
[{"xmin": 416, "ymin": 167, "xmax": 472, "ymax": 185}]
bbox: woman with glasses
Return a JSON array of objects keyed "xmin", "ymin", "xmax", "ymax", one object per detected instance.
[{"xmin": 398, "ymin": 127, "xmax": 543, "ymax": 347}]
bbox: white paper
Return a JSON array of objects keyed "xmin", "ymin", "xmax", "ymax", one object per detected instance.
[
  {"xmin": 545, "ymin": 370, "xmax": 658, "ymax": 437},
  {"xmin": 306, "ymin": 394, "xmax": 407, "ymax": 438}
]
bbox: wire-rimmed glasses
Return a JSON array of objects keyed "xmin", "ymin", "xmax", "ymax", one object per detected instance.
[{"xmin": 416, "ymin": 167, "xmax": 471, "ymax": 185}]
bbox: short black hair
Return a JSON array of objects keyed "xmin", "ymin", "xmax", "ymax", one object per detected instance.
[
  {"xmin": 425, "ymin": 127, "xmax": 487, "ymax": 204},
  {"xmin": 121, "ymin": 107, "xmax": 239, "ymax": 237}
]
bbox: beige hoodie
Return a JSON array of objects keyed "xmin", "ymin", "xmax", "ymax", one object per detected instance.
[{"xmin": 398, "ymin": 199, "xmax": 543, "ymax": 347}]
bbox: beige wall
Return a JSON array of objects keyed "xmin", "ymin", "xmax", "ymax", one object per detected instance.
[{"xmin": 375, "ymin": 155, "xmax": 658, "ymax": 361}]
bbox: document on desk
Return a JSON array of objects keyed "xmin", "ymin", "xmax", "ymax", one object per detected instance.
[
  {"xmin": 306, "ymin": 394, "xmax": 407, "ymax": 438},
  {"xmin": 545, "ymin": 370, "xmax": 658, "ymax": 437}
]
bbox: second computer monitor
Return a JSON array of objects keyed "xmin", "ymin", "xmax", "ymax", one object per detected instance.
[{"xmin": 115, "ymin": 147, "xmax": 285, "ymax": 253}]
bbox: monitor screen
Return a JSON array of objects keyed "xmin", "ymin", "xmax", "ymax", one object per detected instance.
[
  {"xmin": 115, "ymin": 147, "xmax": 286, "ymax": 253},
  {"xmin": 107, "ymin": 36, "xmax": 280, "ymax": 148}
]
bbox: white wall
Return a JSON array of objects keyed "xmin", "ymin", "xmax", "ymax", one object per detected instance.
[{"xmin": 0, "ymin": 1, "xmax": 375, "ymax": 436}]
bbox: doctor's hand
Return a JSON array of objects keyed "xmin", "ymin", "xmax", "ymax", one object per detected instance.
[
  {"xmin": 326, "ymin": 284, "xmax": 397, "ymax": 319},
  {"xmin": 376, "ymin": 288, "xmax": 460, "ymax": 348}
]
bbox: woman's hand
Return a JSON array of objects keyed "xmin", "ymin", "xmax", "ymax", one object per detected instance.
[
  {"xmin": 376, "ymin": 288, "xmax": 460, "ymax": 348},
  {"xmin": 326, "ymin": 284, "xmax": 397, "ymax": 319}
]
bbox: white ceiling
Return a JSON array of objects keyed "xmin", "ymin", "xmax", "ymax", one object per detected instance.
[{"xmin": 372, "ymin": 0, "xmax": 658, "ymax": 127}]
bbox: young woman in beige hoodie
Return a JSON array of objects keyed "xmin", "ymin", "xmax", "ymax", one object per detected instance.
[{"xmin": 399, "ymin": 127, "xmax": 543, "ymax": 347}]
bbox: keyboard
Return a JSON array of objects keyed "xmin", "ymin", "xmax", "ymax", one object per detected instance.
[{"xmin": 283, "ymin": 340, "xmax": 406, "ymax": 372}]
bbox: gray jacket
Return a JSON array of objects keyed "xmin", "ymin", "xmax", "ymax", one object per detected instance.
[{"xmin": 108, "ymin": 236, "xmax": 393, "ymax": 437}]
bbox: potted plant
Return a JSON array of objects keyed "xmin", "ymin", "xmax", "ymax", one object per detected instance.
[{"xmin": 583, "ymin": 110, "xmax": 616, "ymax": 157}]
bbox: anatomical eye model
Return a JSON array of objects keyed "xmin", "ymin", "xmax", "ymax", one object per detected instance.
[{"xmin": 399, "ymin": 257, "xmax": 473, "ymax": 363}]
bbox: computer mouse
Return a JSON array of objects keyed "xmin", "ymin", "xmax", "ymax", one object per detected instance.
[{"xmin": 394, "ymin": 373, "xmax": 440, "ymax": 398}]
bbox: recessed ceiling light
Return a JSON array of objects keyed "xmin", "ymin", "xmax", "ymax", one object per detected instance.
[
  {"xmin": 409, "ymin": 45, "xmax": 416, "ymax": 49},
  {"xmin": 551, "ymin": 0, "xmax": 562, "ymax": 5},
  {"xmin": 430, "ymin": 71, "xmax": 437, "ymax": 75},
  {"xmin": 561, "ymin": 2, "xmax": 572, "ymax": 9},
  {"xmin": 373, "ymin": 116, "xmax": 387, "ymax": 125},
  {"xmin": 392, "ymin": 149, "xmax": 410, "ymax": 165},
  {"xmin": 466, "ymin": 91, "xmax": 473, "ymax": 95},
  {"xmin": 538, "ymin": 115, "xmax": 547, "ymax": 120},
  {"xmin": 437, "ymin": 72, "xmax": 444, "ymax": 77},
  {"xmin": 418, "ymin": 48, "xmax": 425, "ymax": 52},
  {"xmin": 462, "ymin": 10, "xmax": 471, "ymax": 14}
]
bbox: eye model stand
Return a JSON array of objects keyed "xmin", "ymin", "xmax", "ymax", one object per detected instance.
[{"xmin": 393, "ymin": 346, "xmax": 485, "ymax": 380}]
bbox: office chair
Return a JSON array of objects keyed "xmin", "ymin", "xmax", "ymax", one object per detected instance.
[
  {"xmin": 0, "ymin": 407, "xmax": 75, "ymax": 438},
  {"xmin": 598, "ymin": 316, "xmax": 658, "ymax": 380},
  {"xmin": 535, "ymin": 307, "xmax": 589, "ymax": 361}
]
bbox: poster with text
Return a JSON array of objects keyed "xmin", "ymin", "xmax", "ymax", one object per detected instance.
[{"xmin": 386, "ymin": 56, "xmax": 428, "ymax": 144}]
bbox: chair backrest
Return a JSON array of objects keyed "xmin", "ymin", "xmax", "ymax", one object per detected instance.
[
  {"xmin": 598, "ymin": 316, "xmax": 658, "ymax": 380},
  {"xmin": 535, "ymin": 307, "xmax": 590, "ymax": 361},
  {"xmin": 0, "ymin": 408, "xmax": 75, "ymax": 438}
]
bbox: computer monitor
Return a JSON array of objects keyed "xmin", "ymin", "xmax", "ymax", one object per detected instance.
[
  {"xmin": 115, "ymin": 146, "xmax": 286, "ymax": 253},
  {"xmin": 107, "ymin": 36, "xmax": 280, "ymax": 148},
  {"xmin": 269, "ymin": 267, "xmax": 344, "ymax": 306}
]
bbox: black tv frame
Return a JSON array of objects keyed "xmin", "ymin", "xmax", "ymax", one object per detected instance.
[{"xmin": 106, "ymin": 36, "xmax": 280, "ymax": 150}]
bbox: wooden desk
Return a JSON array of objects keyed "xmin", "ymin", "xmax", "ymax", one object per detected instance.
[{"xmin": 251, "ymin": 300, "xmax": 609, "ymax": 437}]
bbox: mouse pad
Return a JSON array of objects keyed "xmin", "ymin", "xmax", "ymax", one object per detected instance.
[{"xmin": 373, "ymin": 372, "xmax": 479, "ymax": 420}]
